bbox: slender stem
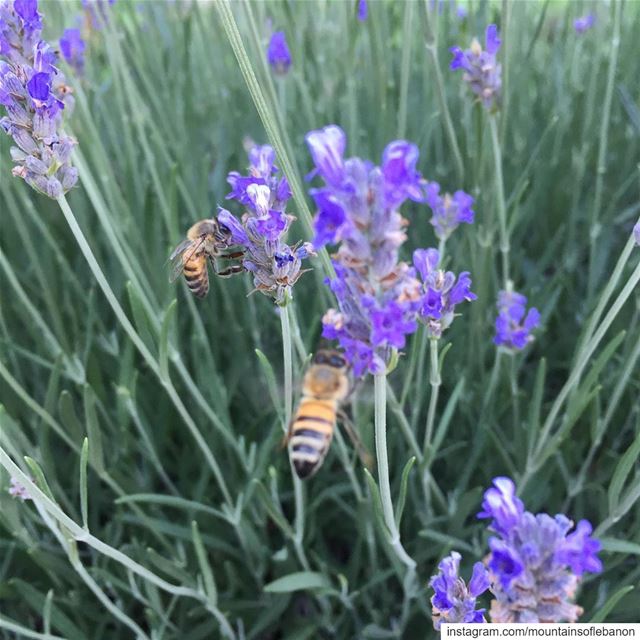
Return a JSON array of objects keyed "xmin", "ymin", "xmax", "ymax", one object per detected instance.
[
  {"xmin": 488, "ymin": 113, "xmax": 510, "ymax": 286},
  {"xmin": 397, "ymin": 0, "xmax": 414, "ymax": 139},
  {"xmin": 509, "ymin": 353, "xmax": 520, "ymax": 438},
  {"xmin": 56, "ymin": 194, "xmax": 232, "ymax": 505},
  {"xmin": 280, "ymin": 305, "xmax": 309, "ymax": 570},
  {"xmin": 422, "ymin": 339, "xmax": 440, "ymax": 459},
  {"xmin": 419, "ymin": 0, "xmax": 464, "ymax": 184},
  {"xmin": 587, "ymin": 0, "xmax": 622, "ymax": 296},
  {"xmin": 373, "ymin": 373, "xmax": 416, "ymax": 570}
]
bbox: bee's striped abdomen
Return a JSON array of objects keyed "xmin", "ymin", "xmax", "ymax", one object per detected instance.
[
  {"xmin": 290, "ymin": 398, "xmax": 336, "ymax": 479},
  {"xmin": 183, "ymin": 254, "xmax": 209, "ymax": 298}
]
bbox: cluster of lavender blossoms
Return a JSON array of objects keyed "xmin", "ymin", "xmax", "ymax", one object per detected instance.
[
  {"xmin": 429, "ymin": 551, "xmax": 490, "ymax": 628},
  {"xmin": 425, "ymin": 181, "xmax": 475, "ymax": 241},
  {"xmin": 414, "ymin": 248, "xmax": 476, "ymax": 339},
  {"xmin": 306, "ymin": 124, "xmax": 428, "ymax": 377},
  {"xmin": 357, "ymin": 0, "xmax": 368, "ymax": 22},
  {"xmin": 494, "ymin": 290, "xmax": 540, "ymax": 350},
  {"xmin": 429, "ymin": 477, "xmax": 602, "ymax": 626},
  {"xmin": 479, "ymin": 477, "xmax": 602, "ymax": 622},
  {"xmin": 218, "ymin": 144, "xmax": 313, "ymax": 306},
  {"xmin": 450, "ymin": 24, "xmax": 502, "ymax": 111},
  {"xmin": 0, "ymin": 0, "xmax": 78, "ymax": 198},
  {"xmin": 267, "ymin": 31, "xmax": 291, "ymax": 75}
]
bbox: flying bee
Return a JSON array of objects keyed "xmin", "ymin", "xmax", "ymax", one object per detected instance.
[
  {"xmin": 287, "ymin": 349, "xmax": 372, "ymax": 479},
  {"xmin": 169, "ymin": 218, "xmax": 244, "ymax": 298}
]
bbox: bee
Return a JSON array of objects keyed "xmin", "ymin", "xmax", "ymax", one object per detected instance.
[
  {"xmin": 288, "ymin": 349, "xmax": 373, "ymax": 479},
  {"xmin": 169, "ymin": 218, "xmax": 244, "ymax": 298}
]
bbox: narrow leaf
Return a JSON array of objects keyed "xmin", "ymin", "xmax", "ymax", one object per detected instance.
[
  {"xmin": 159, "ymin": 300, "xmax": 176, "ymax": 381},
  {"xmin": 79, "ymin": 438, "xmax": 89, "ymax": 530},
  {"xmin": 363, "ymin": 468, "xmax": 390, "ymax": 540},
  {"xmin": 192, "ymin": 521, "xmax": 218, "ymax": 606},
  {"xmin": 589, "ymin": 585, "xmax": 634, "ymax": 623},
  {"xmin": 264, "ymin": 571, "xmax": 330, "ymax": 594},
  {"xmin": 23, "ymin": 457, "xmax": 56, "ymax": 504},
  {"xmin": 608, "ymin": 430, "xmax": 640, "ymax": 511},
  {"xmin": 600, "ymin": 537, "xmax": 640, "ymax": 556},
  {"xmin": 394, "ymin": 457, "xmax": 415, "ymax": 527},
  {"xmin": 83, "ymin": 385, "xmax": 104, "ymax": 474}
]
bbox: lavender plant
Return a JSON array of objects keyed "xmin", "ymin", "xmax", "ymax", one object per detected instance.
[{"xmin": 0, "ymin": 0, "xmax": 78, "ymax": 198}]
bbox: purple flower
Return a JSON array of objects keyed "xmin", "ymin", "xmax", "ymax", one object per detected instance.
[
  {"xmin": 60, "ymin": 28, "xmax": 85, "ymax": 74},
  {"xmin": 425, "ymin": 182, "xmax": 475, "ymax": 240},
  {"xmin": 574, "ymin": 14, "xmax": 595, "ymax": 34},
  {"xmin": 479, "ymin": 476, "xmax": 602, "ymax": 623},
  {"xmin": 429, "ymin": 552, "xmax": 489, "ymax": 629},
  {"xmin": 9, "ymin": 476, "xmax": 31, "ymax": 500},
  {"xmin": 494, "ymin": 289, "xmax": 540, "ymax": 350},
  {"xmin": 307, "ymin": 125, "xmax": 425, "ymax": 376},
  {"xmin": 450, "ymin": 24, "xmax": 502, "ymax": 110},
  {"xmin": 413, "ymin": 248, "xmax": 476, "ymax": 339},
  {"xmin": 267, "ymin": 31, "xmax": 291, "ymax": 75},
  {"xmin": 633, "ymin": 221, "xmax": 640, "ymax": 246},
  {"xmin": 223, "ymin": 143, "xmax": 313, "ymax": 305},
  {"xmin": 0, "ymin": 0, "xmax": 77, "ymax": 198},
  {"xmin": 357, "ymin": 0, "xmax": 367, "ymax": 21}
]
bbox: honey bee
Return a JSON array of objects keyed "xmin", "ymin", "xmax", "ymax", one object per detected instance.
[
  {"xmin": 288, "ymin": 349, "xmax": 372, "ymax": 479},
  {"xmin": 169, "ymin": 218, "xmax": 244, "ymax": 298}
]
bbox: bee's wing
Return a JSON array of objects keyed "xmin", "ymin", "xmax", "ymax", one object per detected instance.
[{"xmin": 169, "ymin": 237, "xmax": 205, "ymax": 283}]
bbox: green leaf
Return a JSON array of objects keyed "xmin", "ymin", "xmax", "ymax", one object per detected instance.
[
  {"xmin": 600, "ymin": 537, "xmax": 640, "ymax": 556},
  {"xmin": 394, "ymin": 457, "xmax": 415, "ymax": 527},
  {"xmin": 363, "ymin": 468, "xmax": 389, "ymax": 540},
  {"xmin": 126, "ymin": 281, "xmax": 156, "ymax": 351},
  {"xmin": 192, "ymin": 521, "xmax": 217, "ymax": 606},
  {"xmin": 527, "ymin": 358, "xmax": 546, "ymax": 453},
  {"xmin": 83, "ymin": 385, "xmax": 104, "ymax": 474},
  {"xmin": 255, "ymin": 349, "xmax": 282, "ymax": 419},
  {"xmin": 159, "ymin": 299, "xmax": 176, "ymax": 381},
  {"xmin": 79, "ymin": 438, "xmax": 89, "ymax": 530},
  {"xmin": 608, "ymin": 429, "xmax": 640, "ymax": 511},
  {"xmin": 264, "ymin": 571, "xmax": 330, "ymax": 594},
  {"xmin": 23, "ymin": 457, "xmax": 56, "ymax": 504},
  {"xmin": 252, "ymin": 480, "xmax": 293, "ymax": 538},
  {"xmin": 57, "ymin": 391, "xmax": 82, "ymax": 442},
  {"xmin": 589, "ymin": 585, "xmax": 634, "ymax": 622}
]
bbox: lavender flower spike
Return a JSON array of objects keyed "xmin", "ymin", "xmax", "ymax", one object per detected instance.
[
  {"xmin": 429, "ymin": 551, "xmax": 489, "ymax": 629},
  {"xmin": 267, "ymin": 31, "xmax": 291, "ymax": 75},
  {"xmin": 307, "ymin": 124, "xmax": 425, "ymax": 377},
  {"xmin": 414, "ymin": 248, "xmax": 477, "ymax": 339},
  {"xmin": 574, "ymin": 14, "xmax": 595, "ymax": 34},
  {"xmin": 222, "ymin": 143, "xmax": 313, "ymax": 306},
  {"xmin": 479, "ymin": 477, "xmax": 602, "ymax": 623},
  {"xmin": 1, "ymin": 0, "xmax": 78, "ymax": 198},
  {"xmin": 60, "ymin": 28, "xmax": 85, "ymax": 75},
  {"xmin": 450, "ymin": 24, "xmax": 502, "ymax": 110},
  {"xmin": 425, "ymin": 181, "xmax": 474, "ymax": 240},
  {"xmin": 357, "ymin": 0, "xmax": 367, "ymax": 22},
  {"xmin": 494, "ymin": 289, "xmax": 540, "ymax": 350},
  {"xmin": 633, "ymin": 221, "xmax": 640, "ymax": 246}
]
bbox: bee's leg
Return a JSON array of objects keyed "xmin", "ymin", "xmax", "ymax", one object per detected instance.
[
  {"xmin": 217, "ymin": 250, "xmax": 245, "ymax": 260},
  {"xmin": 337, "ymin": 410, "xmax": 374, "ymax": 471},
  {"xmin": 209, "ymin": 257, "xmax": 245, "ymax": 278}
]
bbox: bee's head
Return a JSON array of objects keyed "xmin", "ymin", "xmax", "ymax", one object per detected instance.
[{"xmin": 313, "ymin": 350, "xmax": 347, "ymax": 370}]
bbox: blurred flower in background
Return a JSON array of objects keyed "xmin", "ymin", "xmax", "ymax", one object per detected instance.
[
  {"xmin": 494, "ymin": 290, "xmax": 540, "ymax": 350},
  {"xmin": 450, "ymin": 24, "xmax": 502, "ymax": 110},
  {"xmin": 267, "ymin": 30, "xmax": 291, "ymax": 75},
  {"xmin": 357, "ymin": 0, "xmax": 367, "ymax": 22},
  {"xmin": 60, "ymin": 28, "xmax": 85, "ymax": 75},
  {"xmin": 429, "ymin": 551, "xmax": 489, "ymax": 628},
  {"xmin": 479, "ymin": 477, "xmax": 602, "ymax": 622},
  {"xmin": 219, "ymin": 144, "xmax": 313, "ymax": 306},
  {"xmin": 424, "ymin": 181, "xmax": 474, "ymax": 241},
  {"xmin": 574, "ymin": 14, "xmax": 595, "ymax": 34},
  {"xmin": 9, "ymin": 477, "xmax": 31, "ymax": 500},
  {"xmin": 0, "ymin": 0, "xmax": 78, "ymax": 198}
]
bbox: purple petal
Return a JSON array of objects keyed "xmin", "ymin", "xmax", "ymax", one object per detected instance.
[
  {"xmin": 305, "ymin": 125, "xmax": 347, "ymax": 189},
  {"xmin": 485, "ymin": 24, "xmax": 501, "ymax": 55}
]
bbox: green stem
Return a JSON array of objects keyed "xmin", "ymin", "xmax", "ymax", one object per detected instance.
[
  {"xmin": 373, "ymin": 373, "xmax": 416, "ymax": 570},
  {"xmin": 422, "ymin": 339, "xmax": 440, "ymax": 459},
  {"xmin": 56, "ymin": 194, "xmax": 232, "ymax": 506},
  {"xmin": 509, "ymin": 353, "xmax": 521, "ymax": 437},
  {"xmin": 488, "ymin": 113, "xmax": 510, "ymax": 286},
  {"xmin": 397, "ymin": 0, "xmax": 415, "ymax": 139},
  {"xmin": 419, "ymin": 1, "xmax": 464, "ymax": 184},
  {"xmin": 588, "ymin": 0, "xmax": 622, "ymax": 296},
  {"xmin": 280, "ymin": 305, "xmax": 308, "ymax": 570}
]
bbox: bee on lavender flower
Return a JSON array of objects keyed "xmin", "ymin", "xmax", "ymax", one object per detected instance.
[
  {"xmin": 287, "ymin": 349, "xmax": 371, "ymax": 479},
  {"xmin": 169, "ymin": 218, "xmax": 244, "ymax": 298}
]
